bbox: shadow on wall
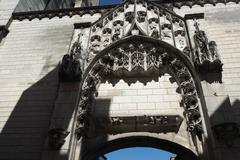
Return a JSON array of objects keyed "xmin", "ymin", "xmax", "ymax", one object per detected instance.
[
  {"xmin": 79, "ymin": 98, "xmax": 111, "ymax": 160},
  {"xmin": 210, "ymin": 97, "xmax": 240, "ymax": 160},
  {"xmin": 200, "ymin": 72, "xmax": 222, "ymax": 84},
  {"xmin": 0, "ymin": 66, "xmax": 74, "ymax": 160}
]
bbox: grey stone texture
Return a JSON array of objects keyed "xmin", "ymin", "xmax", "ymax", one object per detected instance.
[{"xmin": 0, "ymin": 0, "xmax": 240, "ymax": 160}]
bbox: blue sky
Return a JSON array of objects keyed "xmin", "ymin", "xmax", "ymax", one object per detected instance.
[
  {"xmin": 99, "ymin": 0, "xmax": 123, "ymax": 5},
  {"xmin": 105, "ymin": 147, "xmax": 174, "ymax": 160}
]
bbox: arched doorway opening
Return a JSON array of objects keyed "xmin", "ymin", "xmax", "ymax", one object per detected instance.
[
  {"xmin": 102, "ymin": 147, "xmax": 174, "ymax": 160},
  {"xmin": 82, "ymin": 136, "xmax": 198, "ymax": 160}
]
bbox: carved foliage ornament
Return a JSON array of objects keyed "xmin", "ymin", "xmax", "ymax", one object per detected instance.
[
  {"xmin": 75, "ymin": 41, "xmax": 203, "ymax": 140},
  {"xmin": 87, "ymin": 0, "xmax": 191, "ymax": 63}
]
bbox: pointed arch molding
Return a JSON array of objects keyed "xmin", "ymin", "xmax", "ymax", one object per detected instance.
[
  {"xmin": 87, "ymin": 0, "xmax": 192, "ymax": 63},
  {"xmin": 75, "ymin": 35, "xmax": 204, "ymax": 141}
]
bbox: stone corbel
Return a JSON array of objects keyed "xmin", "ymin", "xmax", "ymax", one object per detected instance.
[{"xmin": 48, "ymin": 128, "xmax": 70, "ymax": 150}]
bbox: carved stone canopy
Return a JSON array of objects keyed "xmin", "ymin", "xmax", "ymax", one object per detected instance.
[
  {"xmin": 76, "ymin": 36, "xmax": 203, "ymax": 140},
  {"xmin": 87, "ymin": 0, "xmax": 191, "ymax": 63},
  {"xmin": 93, "ymin": 115, "xmax": 183, "ymax": 134}
]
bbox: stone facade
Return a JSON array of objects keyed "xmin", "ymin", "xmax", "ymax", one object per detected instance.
[{"xmin": 0, "ymin": 0, "xmax": 240, "ymax": 160}]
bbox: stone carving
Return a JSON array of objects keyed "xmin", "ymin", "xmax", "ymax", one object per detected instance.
[
  {"xmin": 112, "ymin": 28, "xmax": 122, "ymax": 42},
  {"xmin": 59, "ymin": 34, "xmax": 82, "ymax": 82},
  {"xmin": 87, "ymin": 0, "xmax": 191, "ymax": 62},
  {"xmin": 75, "ymin": 109, "xmax": 89, "ymax": 139},
  {"xmin": 76, "ymin": 41, "xmax": 203, "ymax": 140},
  {"xmin": 125, "ymin": 11, "xmax": 134, "ymax": 22},
  {"xmin": 48, "ymin": 128, "xmax": 70, "ymax": 150},
  {"xmin": 168, "ymin": 58, "xmax": 203, "ymax": 138},
  {"xmin": 193, "ymin": 20, "xmax": 223, "ymax": 72},
  {"xmin": 110, "ymin": 117, "xmax": 124, "ymax": 125},
  {"xmin": 137, "ymin": 11, "xmax": 147, "ymax": 23},
  {"xmin": 93, "ymin": 115, "xmax": 183, "ymax": 134}
]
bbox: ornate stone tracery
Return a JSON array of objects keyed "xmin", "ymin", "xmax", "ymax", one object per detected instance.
[
  {"xmin": 87, "ymin": 0, "xmax": 191, "ymax": 63},
  {"xmin": 75, "ymin": 37, "xmax": 203, "ymax": 140}
]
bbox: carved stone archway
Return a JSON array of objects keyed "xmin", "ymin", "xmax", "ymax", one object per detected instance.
[
  {"xmin": 64, "ymin": 0, "xmax": 214, "ymax": 159},
  {"xmin": 68, "ymin": 35, "xmax": 210, "ymax": 160}
]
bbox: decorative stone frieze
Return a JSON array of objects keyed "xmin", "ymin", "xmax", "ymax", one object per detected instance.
[
  {"xmin": 193, "ymin": 20, "xmax": 223, "ymax": 73},
  {"xmin": 92, "ymin": 115, "xmax": 183, "ymax": 134},
  {"xmin": 59, "ymin": 34, "xmax": 82, "ymax": 82},
  {"xmin": 48, "ymin": 128, "xmax": 70, "ymax": 150}
]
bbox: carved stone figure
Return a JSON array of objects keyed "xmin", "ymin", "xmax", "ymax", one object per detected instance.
[
  {"xmin": 125, "ymin": 12, "xmax": 134, "ymax": 22},
  {"xmin": 59, "ymin": 53, "xmax": 82, "ymax": 82},
  {"xmin": 193, "ymin": 20, "xmax": 223, "ymax": 72},
  {"xmin": 110, "ymin": 117, "xmax": 124, "ymax": 125},
  {"xmin": 59, "ymin": 34, "xmax": 83, "ymax": 82},
  {"xmin": 48, "ymin": 128, "xmax": 70, "ymax": 150},
  {"xmin": 194, "ymin": 26, "xmax": 209, "ymax": 62},
  {"xmin": 137, "ymin": 11, "xmax": 147, "ymax": 23},
  {"xmin": 150, "ymin": 27, "xmax": 159, "ymax": 39},
  {"xmin": 208, "ymin": 41, "xmax": 219, "ymax": 60},
  {"xmin": 112, "ymin": 28, "xmax": 122, "ymax": 42}
]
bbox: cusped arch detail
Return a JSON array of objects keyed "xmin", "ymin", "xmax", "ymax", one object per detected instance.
[
  {"xmin": 75, "ymin": 35, "xmax": 204, "ymax": 142},
  {"xmin": 82, "ymin": 134, "xmax": 199, "ymax": 160}
]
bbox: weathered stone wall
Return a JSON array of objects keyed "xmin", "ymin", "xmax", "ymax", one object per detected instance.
[
  {"xmin": 0, "ymin": 1, "xmax": 240, "ymax": 160},
  {"xmin": 175, "ymin": 3, "xmax": 240, "ymax": 160},
  {"xmin": 95, "ymin": 75, "xmax": 182, "ymax": 116},
  {"xmin": 92, "ymin": 75, "xmax": 194, "ymax": 153},
  {"xmin": 0, "ymin": 16, "xmax": 85, "ymax": 159}
]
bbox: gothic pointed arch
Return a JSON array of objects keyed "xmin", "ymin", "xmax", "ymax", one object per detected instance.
[
  {"xmin": 68, "ymin": 1, "xmax": 211, "ymax": 159},
  {"xmin": 75, "ymin": 35, "xmax": 204, "ymax": 140}
]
